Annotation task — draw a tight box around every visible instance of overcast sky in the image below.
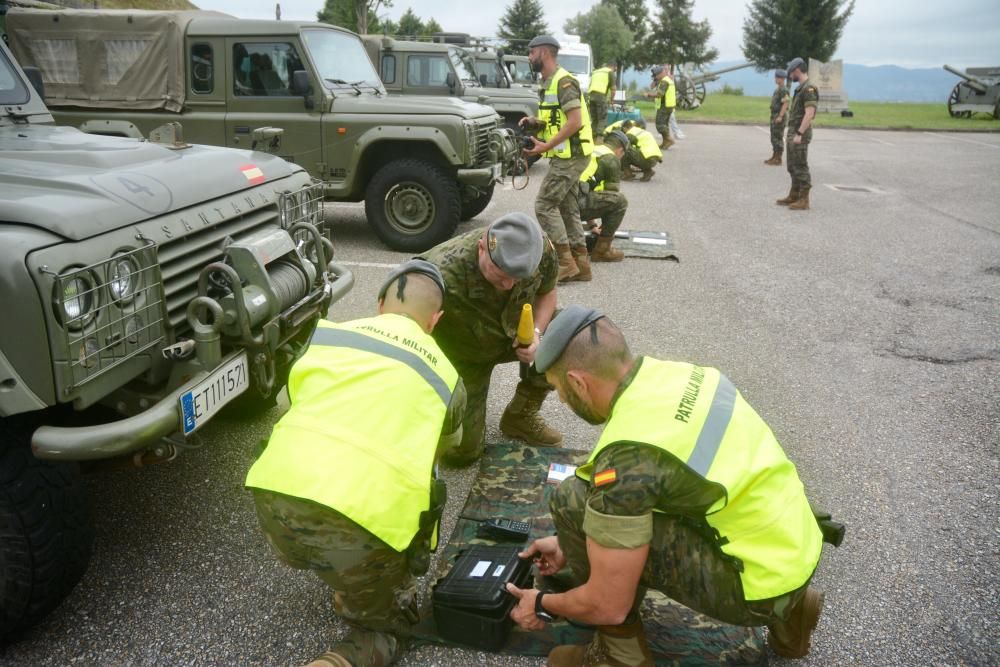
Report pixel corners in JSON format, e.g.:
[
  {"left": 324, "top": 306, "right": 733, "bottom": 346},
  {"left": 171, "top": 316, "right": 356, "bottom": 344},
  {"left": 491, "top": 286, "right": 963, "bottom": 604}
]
[{"left": 196, "top": 0, "right": 1000, "bottom": 69}]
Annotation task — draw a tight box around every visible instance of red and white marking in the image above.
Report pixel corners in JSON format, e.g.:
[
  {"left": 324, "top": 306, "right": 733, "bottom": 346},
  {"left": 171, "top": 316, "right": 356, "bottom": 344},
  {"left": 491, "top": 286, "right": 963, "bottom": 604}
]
[{"left": 240, "top": 164, "right": 265, "bottom": 184}]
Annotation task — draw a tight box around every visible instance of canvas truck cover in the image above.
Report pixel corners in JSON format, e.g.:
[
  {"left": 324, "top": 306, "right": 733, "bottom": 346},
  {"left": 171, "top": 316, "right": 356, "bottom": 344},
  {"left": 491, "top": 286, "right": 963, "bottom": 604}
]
[{"left": 7, "top": 9, "right": 230, "bottom": 112}]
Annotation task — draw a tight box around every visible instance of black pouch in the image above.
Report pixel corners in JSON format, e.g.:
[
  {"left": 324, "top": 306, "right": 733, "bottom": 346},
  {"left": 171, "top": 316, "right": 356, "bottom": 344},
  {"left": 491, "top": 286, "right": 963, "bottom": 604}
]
[{"left": 406, "top": 478, "right": 447, "bottom": 576}]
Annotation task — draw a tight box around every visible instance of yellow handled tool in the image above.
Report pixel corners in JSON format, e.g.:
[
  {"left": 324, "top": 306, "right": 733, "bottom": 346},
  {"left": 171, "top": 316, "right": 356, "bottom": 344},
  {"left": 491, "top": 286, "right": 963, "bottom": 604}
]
[{"left": 517, "top": 304, "right": 534, "bottom": 379}]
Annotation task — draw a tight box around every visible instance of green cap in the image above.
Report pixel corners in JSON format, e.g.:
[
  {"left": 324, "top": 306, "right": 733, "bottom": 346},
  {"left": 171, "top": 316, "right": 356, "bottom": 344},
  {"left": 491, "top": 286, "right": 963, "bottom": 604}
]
[{"left": 535, "top": 305, "right": 606, "bottom": 373}]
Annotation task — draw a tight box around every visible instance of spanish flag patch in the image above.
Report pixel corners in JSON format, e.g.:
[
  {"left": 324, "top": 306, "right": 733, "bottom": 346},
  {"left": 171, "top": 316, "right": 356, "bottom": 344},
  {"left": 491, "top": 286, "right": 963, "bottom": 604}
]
[{"left": 594, "top": 468, "right": 617, "bottom": 487}]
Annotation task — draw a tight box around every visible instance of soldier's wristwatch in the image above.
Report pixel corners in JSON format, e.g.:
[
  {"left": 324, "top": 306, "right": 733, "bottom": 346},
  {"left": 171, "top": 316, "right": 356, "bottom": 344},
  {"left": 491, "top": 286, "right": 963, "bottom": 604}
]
[{"left": 535, "top": 591, "right": 557, "bottom": 623}]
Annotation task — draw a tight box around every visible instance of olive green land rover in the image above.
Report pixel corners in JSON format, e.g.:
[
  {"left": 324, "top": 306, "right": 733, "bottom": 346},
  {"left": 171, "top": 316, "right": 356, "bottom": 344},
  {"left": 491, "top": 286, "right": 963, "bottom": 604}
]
[
  {"left": 0, "top": 37, "right": 353, "bottom": 640},
  {"left": 6, "top": 9, "right": 515, "bottom": 251}
]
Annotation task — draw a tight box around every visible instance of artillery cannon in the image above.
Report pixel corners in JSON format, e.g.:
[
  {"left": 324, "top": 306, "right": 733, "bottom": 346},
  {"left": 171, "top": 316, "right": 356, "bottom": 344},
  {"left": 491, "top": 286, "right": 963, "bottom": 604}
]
[
  {"left": 943, "top": 64, "right": 1000, "bottom": 118},
  {"left": 673, "top": 62, "right": 753, "bottom": 110}
]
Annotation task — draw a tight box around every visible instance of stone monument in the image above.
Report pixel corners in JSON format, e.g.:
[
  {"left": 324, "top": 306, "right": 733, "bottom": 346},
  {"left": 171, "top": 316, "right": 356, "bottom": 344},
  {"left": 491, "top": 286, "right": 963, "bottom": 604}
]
[{"left": 808, "top": 58, "right": 849, "bottom": 112}]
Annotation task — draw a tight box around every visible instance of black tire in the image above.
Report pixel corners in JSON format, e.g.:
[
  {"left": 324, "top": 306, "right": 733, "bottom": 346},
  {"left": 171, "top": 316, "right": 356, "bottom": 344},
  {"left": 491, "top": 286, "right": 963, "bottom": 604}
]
[
  {"left": 460, "top": 184, "right": 495, "bottom": 222},
  {"left": 364, "top": 159, "right": 460, "bottom": 252},
  {"left": 1, "top": 417, "right": 93, "bottom": 643}
]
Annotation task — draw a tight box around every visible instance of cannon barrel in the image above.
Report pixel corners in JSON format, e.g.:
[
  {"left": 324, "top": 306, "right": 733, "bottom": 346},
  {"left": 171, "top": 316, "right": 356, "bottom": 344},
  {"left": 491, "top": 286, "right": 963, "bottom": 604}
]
[
  {"left": 688, "top": 62, "right": 753, "bottom": 84},
  {"left": 943, "top": 64, "right": 988, "bottom": 93}
]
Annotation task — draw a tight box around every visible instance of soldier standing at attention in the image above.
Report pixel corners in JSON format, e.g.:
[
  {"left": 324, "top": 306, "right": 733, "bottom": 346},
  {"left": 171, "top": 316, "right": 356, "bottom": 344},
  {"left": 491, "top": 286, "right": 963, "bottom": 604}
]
[
  {"left": 579, "top": 129, "right": 630, "bottom": 262},
  {"left": 419, "top": 213, "right": 562, "bottom": 466},
  {"left": 764, "top": 69, "right": 790, "bottom": 165},
  {"left": 588, "top": 61, "right": 616, "bottom": 139},
  {"left": 520, "top": 34, "right": 595, "bottom": 283},
  {"left": 506, "top": 306, "right": 828, "bottom": 665},
  {"left": 777, "top": 57, "right": 819, "bottom": 211},
  {"left": 245, "top": 260, "right": 466, "bottom": 667},
  {"left": 643, "top": 65, "right": 675, "bottom": 150}
]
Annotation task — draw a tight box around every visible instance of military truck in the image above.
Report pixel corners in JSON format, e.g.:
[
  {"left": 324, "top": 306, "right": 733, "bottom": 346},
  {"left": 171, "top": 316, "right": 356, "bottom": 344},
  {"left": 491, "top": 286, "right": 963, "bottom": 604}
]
[
  {"left": 503, "top": 53, "right": 538, "bottom": 88},
  {"left": 0, "top": 35, "right": 354, "bottom": 640},
  {"left": 6, "top": 9, "right": 513, "bottom": 252},
  {"left": 362, "top": 36, "right": 538, "bottom": 132}
]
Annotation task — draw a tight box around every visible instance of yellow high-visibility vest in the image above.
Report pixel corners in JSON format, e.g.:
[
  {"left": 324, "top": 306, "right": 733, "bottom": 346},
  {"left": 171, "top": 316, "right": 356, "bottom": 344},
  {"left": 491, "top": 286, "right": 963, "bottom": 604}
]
[
  {"left": 577, "top": 358, "right": 823, "bottom": 600},
  {"left": 654, "top": 75, "right": 676, "bottom": 109},
  {"left": 539, "top": 66, "right": 594, "bottom": 159},
  {"left": 580, "top": 144, "right": 614, "bottom": 192},
  {"left": 589, "top": 67, "right": 613, "bottom": 95},
  {"left": 245, "top": 314, "right": 458, "bottom": 552},
  {"left": 626, "top": 126, "right": 663, "bottom": 160}
]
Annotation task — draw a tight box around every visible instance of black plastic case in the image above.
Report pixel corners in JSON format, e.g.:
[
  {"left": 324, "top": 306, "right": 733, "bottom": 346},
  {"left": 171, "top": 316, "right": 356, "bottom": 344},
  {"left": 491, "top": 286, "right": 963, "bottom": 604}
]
[{"left": 432, "top": 544, "right": 533, "bottom": 651}]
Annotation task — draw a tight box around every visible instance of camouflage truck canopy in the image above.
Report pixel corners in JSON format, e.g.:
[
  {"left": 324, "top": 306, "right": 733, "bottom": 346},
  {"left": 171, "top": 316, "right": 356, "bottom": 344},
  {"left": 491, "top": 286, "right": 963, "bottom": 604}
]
[{"left": 7, "top": 8, "right": 232, "bottom": 112}]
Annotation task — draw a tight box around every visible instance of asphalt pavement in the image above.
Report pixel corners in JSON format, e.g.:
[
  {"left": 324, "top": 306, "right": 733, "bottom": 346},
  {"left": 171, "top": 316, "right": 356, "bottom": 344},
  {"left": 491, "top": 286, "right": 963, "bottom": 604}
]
[{"left": 2, "top": 124, "right": 998, "bottom": 666}]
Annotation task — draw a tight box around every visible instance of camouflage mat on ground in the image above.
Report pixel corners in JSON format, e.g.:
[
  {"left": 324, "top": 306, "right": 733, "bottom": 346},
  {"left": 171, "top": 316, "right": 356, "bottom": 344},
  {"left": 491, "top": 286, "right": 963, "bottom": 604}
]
[
  {"left": 414, "top": 443, "right": 766, "bottom": 665},
  {"left": 585, "top": 230, "right": 680, "bottom": 261}
]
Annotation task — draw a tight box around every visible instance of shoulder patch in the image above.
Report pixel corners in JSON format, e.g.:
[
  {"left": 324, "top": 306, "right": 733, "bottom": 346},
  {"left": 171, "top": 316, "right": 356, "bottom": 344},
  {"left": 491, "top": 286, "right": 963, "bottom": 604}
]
[
  {"left": 593, "top": 468, "right": 617, "bottom": 487},
  {"left": 562, "top": 81, "right": 573, "bottom": 88}
]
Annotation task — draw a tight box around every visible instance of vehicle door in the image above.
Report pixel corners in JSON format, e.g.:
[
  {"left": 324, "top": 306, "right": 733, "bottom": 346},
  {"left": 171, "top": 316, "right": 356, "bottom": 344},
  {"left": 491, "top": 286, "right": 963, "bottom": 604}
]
[
  {"left": 402, "top": 52, "right": 452, "bottom": 97},
  {"left": 183, "top": 38, "right": 228, "bottom": 146},
  {"left": 224, "top": 37, "right": 322, "bottom": 175}
]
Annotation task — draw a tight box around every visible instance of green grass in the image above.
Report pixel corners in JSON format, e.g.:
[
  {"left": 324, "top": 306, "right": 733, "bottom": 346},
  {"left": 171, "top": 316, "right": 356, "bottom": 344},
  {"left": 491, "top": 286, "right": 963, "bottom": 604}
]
[{"left": 635, "top": 95, "right": 1000, "bottom": 131}]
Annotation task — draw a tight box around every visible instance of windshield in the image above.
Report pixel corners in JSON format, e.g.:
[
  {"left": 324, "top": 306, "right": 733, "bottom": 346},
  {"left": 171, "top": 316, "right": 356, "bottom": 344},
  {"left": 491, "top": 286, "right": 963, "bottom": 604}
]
[
  {"left": 302, "top": 29, "right": 383, "bottom": 90},
  {"left": 560, "top": 54, "right": 590, "bottom": 75},
  {"left": 508, "top": 60, "right": 534, "bottom": 83},
  {"left": 448, "top": 47, "right": 480, "bottom": 86},
  {"left": 0, "top": 49, "right": 29, "bottom": 105},
  {"left": 474, "top": 59, "right": 504, "bottom": 87}
]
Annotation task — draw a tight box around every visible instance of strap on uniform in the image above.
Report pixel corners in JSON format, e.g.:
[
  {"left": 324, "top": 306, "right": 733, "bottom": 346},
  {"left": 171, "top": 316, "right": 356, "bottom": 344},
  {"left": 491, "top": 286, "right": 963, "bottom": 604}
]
[
  {"left": 406, "top": 477, "right": 447, "bottom": 575},
  {"left": 812, "top": 506, "right": 846, "bottom": 547}
]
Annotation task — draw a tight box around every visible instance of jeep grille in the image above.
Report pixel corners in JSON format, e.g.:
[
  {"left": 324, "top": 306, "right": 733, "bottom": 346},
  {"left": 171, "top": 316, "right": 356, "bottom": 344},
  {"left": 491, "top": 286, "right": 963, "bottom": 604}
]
[{"left": 474, "top": 118, "right": 498, "bottom": 166}]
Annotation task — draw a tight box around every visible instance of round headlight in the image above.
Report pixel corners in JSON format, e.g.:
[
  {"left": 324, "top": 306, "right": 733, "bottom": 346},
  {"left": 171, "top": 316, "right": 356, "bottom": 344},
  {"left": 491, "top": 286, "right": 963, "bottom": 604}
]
[
  {"left": 109, "top": 256, "right": 138, "bottom": 302},
  {"left": 62, "top": 276, "right": 95, "bottom": 327}
]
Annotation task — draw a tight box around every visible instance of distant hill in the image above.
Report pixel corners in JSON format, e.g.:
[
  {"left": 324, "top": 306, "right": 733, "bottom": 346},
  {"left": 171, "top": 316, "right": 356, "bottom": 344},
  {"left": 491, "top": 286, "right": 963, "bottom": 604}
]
[{"left": 623, "top": 61, "right": 973, "bottom": 104}]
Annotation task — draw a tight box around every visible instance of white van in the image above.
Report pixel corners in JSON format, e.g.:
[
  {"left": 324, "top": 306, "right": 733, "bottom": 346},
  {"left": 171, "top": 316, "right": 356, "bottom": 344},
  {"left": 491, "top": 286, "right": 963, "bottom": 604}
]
[{"left": 555, "top": 34, "right": 592, "bottom": 90}]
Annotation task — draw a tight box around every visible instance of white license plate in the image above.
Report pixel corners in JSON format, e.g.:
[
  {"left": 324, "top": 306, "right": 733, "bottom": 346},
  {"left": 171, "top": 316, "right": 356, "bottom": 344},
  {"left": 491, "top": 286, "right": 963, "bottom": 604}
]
[{"left": 179, "top": 353, "right": 249, "bottom": 435}]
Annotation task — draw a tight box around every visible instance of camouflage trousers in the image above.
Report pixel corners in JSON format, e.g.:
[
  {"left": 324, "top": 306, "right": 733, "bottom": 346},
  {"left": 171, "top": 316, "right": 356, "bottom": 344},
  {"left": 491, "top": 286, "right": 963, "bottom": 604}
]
[
  {"left": 443, "top": 352, "right": 552, "bottom": 467},
  {"left": 252, "top": 490, "right": 419, "bottom": 635},
  {"left": 589, "top": 97, "right": 609, "bottom": 136},
  {"left": 549, "top": 476, "right": 809, "bottom": 627},
  {"left": 655, "top": 107, "right": 674, "bottom": 141},
  {"left": 535, "top": 155, "right": 590, "bottom": 246},
  {"left": 770, "top": 117, "right": 786, "bottom": 152},
  {"left": 786, "top": 133, "right": 811, "bottom": 189},
  {"left": 579, "top": 189, "right": 628, "bottom": 237},
  {"left": 623, "top": 148, "right": 662, "bottom": 174}
]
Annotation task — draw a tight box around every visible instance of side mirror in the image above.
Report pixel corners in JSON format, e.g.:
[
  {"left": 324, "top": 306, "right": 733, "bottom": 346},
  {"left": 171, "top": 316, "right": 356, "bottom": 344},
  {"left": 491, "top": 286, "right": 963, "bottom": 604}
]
[
  {"left": 496, "top": 48, "right": 505, "bottom": 60},
  {"left": 22, "top": 66, "right": 45, "bottom": 98},
  {"left": 479, "top": 73, "right": 488, "bottom": 86},
  {"left": 291, "top": 69, "right": 315, "bottom": 109},
  {"left": 446, "top": 71, "right": 457, "bottom": 93}
]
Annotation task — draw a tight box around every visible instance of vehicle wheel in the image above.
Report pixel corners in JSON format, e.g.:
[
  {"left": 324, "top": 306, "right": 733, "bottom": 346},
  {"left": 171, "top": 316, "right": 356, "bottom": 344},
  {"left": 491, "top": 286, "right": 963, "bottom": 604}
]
[
  {"left": 460, "top": 184, "right": 495, "bottom": 221},
  {"left": 365, "top": 159, "right": 460, "bottom": 252},
  {"left": 1, "top": 417, "right": 93, "bottom": 643}
]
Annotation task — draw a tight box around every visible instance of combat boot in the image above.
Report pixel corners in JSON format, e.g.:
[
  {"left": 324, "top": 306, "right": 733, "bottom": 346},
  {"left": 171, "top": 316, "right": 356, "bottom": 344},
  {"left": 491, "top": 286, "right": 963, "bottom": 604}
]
[
  {"left": 789, "top": 186, "right": 810, "bottom": 210},
  {"left": 767, "top": 587, "right": 824, "bottom": 658},
  {"left": 547, "top": 620, "right": 654, "bottom": 667},
  {"left": 659, "top": 137, "right": 675, "bottom": 150},
  {"left": 500, "top": 386, "right": 563, "bottom": 446},
  {"left": 561, "top": 246, "right": 591, "bottom": 282},
  {"left": 591, "top": 236, "right": 624, "bottom": 262},
  {"left": 621, "top": 169, "right": 635, "bottom": 181},
  {"left": 776, "top": 186, "right": 800, "bottom": 206},
  {"left": 555, "top": 243, "right": 580, "bottom": 282},
  {"left": 639, "top": 169, "right": 655, "bottom": 182},
  {"left": 764, "top": 150, "right": 782, "bottom": 165},
  {"left": 305, "top": 630, "right": 400, "bottom": 667}
]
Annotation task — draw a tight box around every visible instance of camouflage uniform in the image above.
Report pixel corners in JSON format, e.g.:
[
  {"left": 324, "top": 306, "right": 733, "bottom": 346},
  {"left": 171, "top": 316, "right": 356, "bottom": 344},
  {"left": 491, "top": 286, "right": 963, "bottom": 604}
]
[
  {"left": 770, "top": 84, "right": 790, "bottom": 153},
  {"left": 621, "top": 129, "right": 662, "bottom": 177},
  {"left": 786, "top": 80, "right": 819, "bottom": 190},
  {"left": 579, "top": 150, "right": 628, "bottom": 237},
  {"left": 535, "top": 71, "right": 591, "bottom": 248},
  {"left": 549, "top": 359, "right": 810, "bottom": 629},
  {"left": 653, "top": 78, "right": 675, "bottom": 142},
  {"left": 419, "top": 230, "right": 559, "bottom": 465}
]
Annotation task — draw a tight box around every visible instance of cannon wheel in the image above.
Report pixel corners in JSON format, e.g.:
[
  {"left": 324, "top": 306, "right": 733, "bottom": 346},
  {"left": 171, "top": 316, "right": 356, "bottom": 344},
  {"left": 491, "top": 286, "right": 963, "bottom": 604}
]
[
  {"left": 948, "top": 84, "right": 970, "bottom": 118},
  {"left": 694, "top": 81, "right": 707, "bottom": 106},
  {"left": 677, "top": 74, "right": 699, "bottom": 110}
]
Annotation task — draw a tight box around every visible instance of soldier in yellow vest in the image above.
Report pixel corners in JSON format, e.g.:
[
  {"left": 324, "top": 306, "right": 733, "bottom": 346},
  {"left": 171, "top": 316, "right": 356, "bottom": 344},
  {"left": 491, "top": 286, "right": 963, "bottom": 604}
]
[
  {"left": 519, "top": 34, "right": 595, "bottom": 283},
  {"left": 245, "top": 260, "right": 466, "bottom": 667},
  {"left": 579, "top": 129, "right": 629, "bottom": 262},
  {"left": 506, "top": 306, "right": 829, "bottom": 665},
  {"left": 587, "top": 61, "right": 616, "bottom": 137},
  {"left": 643, "top": 65, "right": 676, "bottom": 150},
  {"left": 620, "top": 120, "right": 663, "bottom": 182}
]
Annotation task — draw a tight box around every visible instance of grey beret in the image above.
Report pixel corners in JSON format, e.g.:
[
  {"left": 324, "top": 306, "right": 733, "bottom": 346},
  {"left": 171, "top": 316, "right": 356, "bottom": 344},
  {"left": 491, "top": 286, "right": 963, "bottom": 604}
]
[
  {"left": 604, "top": 129, "right": 629, "bottom": 148},
  {"left": 775, "top": 69, "right": 787, "bottom": 78},
  {"left": 486, "top": 213, "right": 544, "bottom": 279},
  {"left": 651, "top": 65, "right": 664, "bottom": 76},
  {"left": 528, "top": 34, "right": 560, "bottom": 49},
  {"left": 786, "top": 58, "right": 805, "bottom": 74},
  {"left": 377, "top": 258, "right": 446, "bottom": 301},
  {"left": 535, "top": 305, "right": 606, "bottom": 373}
]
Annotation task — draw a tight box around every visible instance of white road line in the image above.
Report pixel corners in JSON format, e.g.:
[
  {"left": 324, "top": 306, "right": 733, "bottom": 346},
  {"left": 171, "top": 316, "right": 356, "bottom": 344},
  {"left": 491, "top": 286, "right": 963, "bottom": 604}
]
[
  {"left": 867, "top": 135, "right": 894, "bottom": 146},
  {"left": 835, "top": 128, "right": 894, "bottom": 146},
  {"left": 339, "top": 261, "right": 399, "bottom": 269},
  {"left": 752, "top": 126, "right": 770, "bottom": 135},
  {"left": 923, "top": 132, "right": 1000, "bottom": 149}
]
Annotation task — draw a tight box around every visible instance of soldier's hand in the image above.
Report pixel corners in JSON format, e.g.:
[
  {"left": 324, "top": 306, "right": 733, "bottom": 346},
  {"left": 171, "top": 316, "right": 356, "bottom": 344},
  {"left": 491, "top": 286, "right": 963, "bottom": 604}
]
[
  {"left": 512, "top": 330, "right": 539, "bottom": 363},
  {"left": 519, "top": 535, "right": 566, "bottom": 575},
  {"left": 518, "top": 115, "right": 539, "bottom": 129},
  {"left": 505, "top": 584, "right": 546, "bottom": 631},
  {"left": 523, "top": 136, "right": 547, "bottom": 157},
  {"left": 793, "top": 133, "right": 803, "bottom": 145}
]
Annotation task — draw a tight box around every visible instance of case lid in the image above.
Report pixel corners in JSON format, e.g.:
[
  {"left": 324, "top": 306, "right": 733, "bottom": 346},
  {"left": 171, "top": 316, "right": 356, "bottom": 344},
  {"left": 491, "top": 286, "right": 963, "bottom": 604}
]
[{"left": 433, "top": 545, "right": 531, "bottom": 611}]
